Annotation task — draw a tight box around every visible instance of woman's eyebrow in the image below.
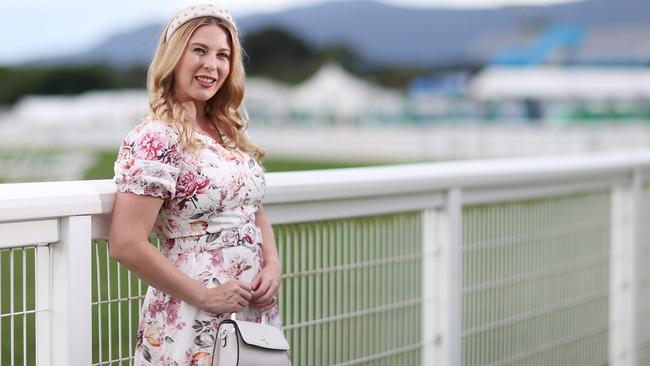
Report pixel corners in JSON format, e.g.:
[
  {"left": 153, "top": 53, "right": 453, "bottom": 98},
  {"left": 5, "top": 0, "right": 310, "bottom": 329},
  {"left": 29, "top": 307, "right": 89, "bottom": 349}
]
[{"left": 189, "top": 42, "right": 230, "bottom": 52}]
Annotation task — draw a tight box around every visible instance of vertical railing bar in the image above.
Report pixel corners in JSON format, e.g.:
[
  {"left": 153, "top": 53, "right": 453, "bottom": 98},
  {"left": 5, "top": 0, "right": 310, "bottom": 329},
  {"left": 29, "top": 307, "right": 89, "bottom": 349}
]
[
  {"left": 105, "top": 240, "right": 113, "bottom": 364},
  {"left": 327, "top": 220, "right": 333, "bottom": 364},
  {"left": 117, "top": 255, "right": 124, "bottom": 364},
  {"left": 295, "top": 224, "right": 305, "bottom": 366},
  {"left": 314, "top": 221, "right": 320, "bottom": 366},
  {"left": 422, "top": 207, "right": 435, "bottom": 366},
  {"left": 315, "top": 222, "right": 323, "bottom": 366},
  {"left": 403, "top": 214, "right": 409, "bottom": 362},
  {"left": 363, "top": 218, "right": 369, "bottom": 361},
  {"left": 11, "top": 248, "right": 15, "bottom": 366},
  {"left": 0, "top": 249, "right": 3, "bottom": 366},
  {"left": 394, "top": 215, "right": 401, "bottom": 360},
  {"left": 300, "top": 223, "right": 307, "bottom": 366},
  {"left": 373, "top": 216, "right": 379, "bottom": 361},
  {"left": 346, "top": 219, "right": 353, "bottom": 363},
  {"left": 342, "top": 219, "right": 349, "bottom": 363},
  {"left": 127, "top": 256, "right": 133, "bottom": 364},
  {"left": 35, "top": 244, "right": 50, "bottom": 366},
  {"left": 404, "top": 214, "right": 410, "bottom": 356},
  {"left": 325, "top": 222, "right": 333, "bottom": 366},
  {"left": 95, "top": 242, "right": 104, "bottom": 365},
  {"left": 390, "top": 215, "right": 397, "bottom": 358},
  {"left": 23, "top": 247, "right": 28, "bottom": 366},
  {"left": 307, "top": 222, "right": 314, "bottom": 366},
  {"left": 355, "top": 218, "right": 363, "bottom": 361},
  {"left": 376, "top": 214, "right": 384, "bottom": 358}
]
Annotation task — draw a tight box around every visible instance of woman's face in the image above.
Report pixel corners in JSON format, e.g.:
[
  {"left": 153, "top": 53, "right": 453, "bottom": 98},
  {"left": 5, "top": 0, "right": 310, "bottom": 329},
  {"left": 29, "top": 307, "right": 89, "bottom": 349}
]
[{"left": 173, "top": 24, "right": 232, "bottom": 106}]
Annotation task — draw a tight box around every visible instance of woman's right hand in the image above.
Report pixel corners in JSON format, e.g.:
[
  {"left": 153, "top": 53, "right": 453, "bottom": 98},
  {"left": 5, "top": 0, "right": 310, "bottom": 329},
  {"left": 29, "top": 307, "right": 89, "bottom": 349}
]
[{"left": 198, "top": 280, "right": 253, "bottom": 314}]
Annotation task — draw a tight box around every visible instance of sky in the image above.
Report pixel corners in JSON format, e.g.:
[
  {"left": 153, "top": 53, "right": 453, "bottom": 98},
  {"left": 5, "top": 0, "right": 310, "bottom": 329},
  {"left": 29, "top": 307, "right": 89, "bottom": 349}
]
[{"left": 0, "top": 0, "right": 579, "bottom": 65}]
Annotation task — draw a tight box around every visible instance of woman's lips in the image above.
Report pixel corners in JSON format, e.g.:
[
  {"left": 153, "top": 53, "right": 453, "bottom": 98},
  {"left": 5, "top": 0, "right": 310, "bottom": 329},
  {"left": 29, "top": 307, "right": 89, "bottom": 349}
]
[{"left": 195, "top": 75, "right": 216, "bottom": 88}]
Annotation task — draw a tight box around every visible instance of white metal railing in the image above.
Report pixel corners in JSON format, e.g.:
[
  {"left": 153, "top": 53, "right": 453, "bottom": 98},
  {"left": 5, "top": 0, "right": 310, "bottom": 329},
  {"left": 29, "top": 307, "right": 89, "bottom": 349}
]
[{"left": 1, "top": 149, "right": 650, "bottom": 365}]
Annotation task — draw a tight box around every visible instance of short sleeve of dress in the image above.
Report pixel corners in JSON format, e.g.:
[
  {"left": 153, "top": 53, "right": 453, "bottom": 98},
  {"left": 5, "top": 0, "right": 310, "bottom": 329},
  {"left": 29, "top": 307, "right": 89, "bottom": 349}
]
[{"left": 113, "top": 121, "right": 183, "bottom": 199}]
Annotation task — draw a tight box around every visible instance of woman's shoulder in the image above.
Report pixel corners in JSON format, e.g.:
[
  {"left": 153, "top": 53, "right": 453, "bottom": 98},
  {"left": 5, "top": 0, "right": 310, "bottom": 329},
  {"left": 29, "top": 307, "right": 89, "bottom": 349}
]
[
  {"left": 122, "top": 119, "right": 181, "bottom": 145},
  {"left": 128, "top": 119, "right": 179, "bottom": 137},
  {"left": 119, "top": 119, "right": 183, "bottom": 158}
]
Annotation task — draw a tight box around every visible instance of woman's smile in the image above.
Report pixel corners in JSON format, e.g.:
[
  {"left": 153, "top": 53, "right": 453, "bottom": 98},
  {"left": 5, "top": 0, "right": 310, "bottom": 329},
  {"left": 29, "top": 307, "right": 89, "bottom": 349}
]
[{"left": 195, "top": 75, "right": 217, "bottom": 88}]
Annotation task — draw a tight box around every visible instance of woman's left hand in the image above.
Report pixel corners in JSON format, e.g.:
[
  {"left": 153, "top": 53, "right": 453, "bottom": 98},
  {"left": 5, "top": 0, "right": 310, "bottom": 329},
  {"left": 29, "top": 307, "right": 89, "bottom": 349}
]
[{"left": 250, "top": 259, "right": 281, "bottom": 311}]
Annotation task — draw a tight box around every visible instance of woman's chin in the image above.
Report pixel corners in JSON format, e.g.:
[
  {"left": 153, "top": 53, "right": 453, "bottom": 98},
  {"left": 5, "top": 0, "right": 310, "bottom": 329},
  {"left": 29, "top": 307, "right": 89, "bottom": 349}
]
[{"left": 190, "top": 90, "right": 218, "bottom": 102}]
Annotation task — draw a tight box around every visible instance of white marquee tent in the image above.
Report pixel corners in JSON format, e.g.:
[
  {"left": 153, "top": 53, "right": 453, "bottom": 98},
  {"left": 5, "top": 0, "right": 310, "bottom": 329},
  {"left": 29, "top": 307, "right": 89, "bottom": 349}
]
[
  {"left": 290, "top": 63, "right": 402, "bottom": 119},
  {"left": 469, "top": 66, "right": 650, "bottom": 101}
]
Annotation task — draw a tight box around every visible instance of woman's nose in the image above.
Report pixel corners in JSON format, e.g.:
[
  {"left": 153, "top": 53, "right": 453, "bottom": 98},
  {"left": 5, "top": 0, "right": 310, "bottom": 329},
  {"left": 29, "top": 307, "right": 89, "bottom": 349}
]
[{"left": 204, "top": 60, "right": 217, "bottom": 72}]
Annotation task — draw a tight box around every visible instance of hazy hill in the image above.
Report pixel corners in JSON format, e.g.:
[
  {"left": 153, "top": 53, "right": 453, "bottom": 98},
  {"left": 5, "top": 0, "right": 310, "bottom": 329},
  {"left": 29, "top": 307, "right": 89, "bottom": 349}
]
[{"left": 38, "top": 0, "right": 650, "bottom": 67}]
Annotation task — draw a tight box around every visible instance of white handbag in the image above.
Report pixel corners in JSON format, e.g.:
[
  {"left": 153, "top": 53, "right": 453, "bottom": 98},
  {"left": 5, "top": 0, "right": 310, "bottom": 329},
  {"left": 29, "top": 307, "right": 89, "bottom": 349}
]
[{"left": 212, "top": 314, "right": 291, "bottom": 366}]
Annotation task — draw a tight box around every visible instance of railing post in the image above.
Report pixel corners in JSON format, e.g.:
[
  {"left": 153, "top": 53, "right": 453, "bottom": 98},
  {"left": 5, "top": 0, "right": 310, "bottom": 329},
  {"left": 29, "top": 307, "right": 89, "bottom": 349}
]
[
  {"left": 51, "top": 215, "right": 92, "bottom": 366},
  {"left": 425, "top": 188, "right": 462, "bottom": 366},
  {"left": 609, "top": 170, "right": 642, "bottom": 366},
  {"left": 36, "top": 245, "right": 51, "bottom": 366},
  {"left": 422, "top": 207, "right": 437, "bottom": 364}
]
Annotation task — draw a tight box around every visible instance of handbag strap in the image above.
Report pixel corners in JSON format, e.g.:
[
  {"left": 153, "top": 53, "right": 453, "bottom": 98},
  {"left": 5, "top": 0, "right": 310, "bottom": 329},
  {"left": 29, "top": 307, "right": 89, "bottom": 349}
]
[{"left": 230, "top": 312, "right": 268, "bottom": 325}]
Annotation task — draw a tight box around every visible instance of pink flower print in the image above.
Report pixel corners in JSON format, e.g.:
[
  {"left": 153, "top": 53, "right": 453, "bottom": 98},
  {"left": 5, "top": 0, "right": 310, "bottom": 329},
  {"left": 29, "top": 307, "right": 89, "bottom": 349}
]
[
  {"left": 225, "top": 256, "right": 252, "bottom": 280},
  {"left": 173, "top": 252, "right": 189, "bottom": 266},
  {"left": 176, "top": 171, "right": 210, "bottom": 201},
  {"left": 166, "top": 297, "right": 184, "bottom": 328},
  {"left": 144, "top": 323, "right": 162, "bottom": 347},
  {"left": 190, "top": 352, "right": 211, "bottom": 366},
  {"left": 238, "top": 222, "right": 258, "bottom": 248},
  {"left": 190, "top": 220, "right": 208, "bottom": 233},
  {"left": 147, "top": 295, "right": 166, "bottom": 318},
  {"left": 160, "top": 356, "right": 178, "bottom": 366},
  {"left": 197, "top": 270, "right": 216, "bottom": 286},
  {"left": 210, "top": 250, "right": 223, "bottom": 267},
  {"left": 220, "top": 229, "right": 238, "bottom": 247},
  {"left": 135, "top": 132, "right": 164, "bottom": 160},
  {"left": 121, "top": 157, "right": 135, "bottom": 170},
  {"left": 165, "top": 238, "right": 175, "bottom": 250}
]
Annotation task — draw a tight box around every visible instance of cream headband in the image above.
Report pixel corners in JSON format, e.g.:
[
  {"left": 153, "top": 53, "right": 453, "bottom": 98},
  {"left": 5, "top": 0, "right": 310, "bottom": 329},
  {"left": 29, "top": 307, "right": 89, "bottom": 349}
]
[{"left": 165, "top": 3, "right": 237, "bottom": 42}]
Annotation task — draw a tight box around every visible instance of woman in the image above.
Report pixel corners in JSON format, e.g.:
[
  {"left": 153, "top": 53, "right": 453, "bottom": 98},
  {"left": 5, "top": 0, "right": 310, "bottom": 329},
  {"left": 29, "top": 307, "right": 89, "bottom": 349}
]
[{"left": 108, "top": 4, "right": 282, "bottom": 365}]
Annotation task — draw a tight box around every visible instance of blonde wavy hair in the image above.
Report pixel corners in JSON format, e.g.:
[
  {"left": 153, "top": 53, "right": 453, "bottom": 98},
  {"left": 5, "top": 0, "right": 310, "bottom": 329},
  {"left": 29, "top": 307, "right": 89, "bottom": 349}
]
[{"left": 146, "top": 16, "right": 265, "bottom": 162}]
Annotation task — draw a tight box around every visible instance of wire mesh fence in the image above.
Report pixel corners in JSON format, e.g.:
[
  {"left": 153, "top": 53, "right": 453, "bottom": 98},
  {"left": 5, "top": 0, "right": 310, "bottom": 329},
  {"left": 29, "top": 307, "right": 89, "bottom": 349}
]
[
  {"left": 461, "top": 192, "right": 611, "bottom": 366},
  {"left": 0, "top": 245, "right": 48, "bottom": 366}
]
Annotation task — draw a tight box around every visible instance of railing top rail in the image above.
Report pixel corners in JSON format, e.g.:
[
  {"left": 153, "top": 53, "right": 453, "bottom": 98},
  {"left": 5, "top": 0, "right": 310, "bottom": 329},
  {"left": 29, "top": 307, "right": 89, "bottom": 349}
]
[{"left": 1, "top": 149, "right": 649, "bottom": 222}]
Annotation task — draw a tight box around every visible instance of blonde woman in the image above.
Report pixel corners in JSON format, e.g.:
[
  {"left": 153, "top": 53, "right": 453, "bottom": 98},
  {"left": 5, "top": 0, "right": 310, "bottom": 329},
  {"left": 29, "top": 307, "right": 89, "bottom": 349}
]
[{"left": 109, "top": 4, "right": 282, "bottom": 365}]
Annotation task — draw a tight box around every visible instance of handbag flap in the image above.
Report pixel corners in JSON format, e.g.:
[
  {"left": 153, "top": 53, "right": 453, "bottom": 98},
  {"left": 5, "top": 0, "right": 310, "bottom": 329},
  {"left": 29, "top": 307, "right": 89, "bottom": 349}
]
[{"left": 231, "top": 320, "right": 290, "bottom": 351}]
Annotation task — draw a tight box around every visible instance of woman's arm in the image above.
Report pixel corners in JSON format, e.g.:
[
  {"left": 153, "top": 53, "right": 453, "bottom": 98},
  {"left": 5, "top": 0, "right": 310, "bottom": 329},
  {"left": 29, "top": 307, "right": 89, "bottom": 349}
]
[
  {"left": 109, "top": 192, "right": 252, "bottom": 314},
  {"left": 250, "top": 205, "right": 282, "bottom": 310}
]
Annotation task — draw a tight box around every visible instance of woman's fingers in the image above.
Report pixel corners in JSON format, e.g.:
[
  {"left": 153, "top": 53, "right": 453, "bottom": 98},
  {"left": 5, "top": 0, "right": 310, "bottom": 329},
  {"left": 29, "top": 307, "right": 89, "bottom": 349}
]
[
  {"left": 250, "top": 275, "right": 262, "bottom": 291},
  {"left": 252, "top": 277, "right": 271, "bottom": 299},
  {"left": 253, "top": 279, "right": 279, "bottom": 304}
]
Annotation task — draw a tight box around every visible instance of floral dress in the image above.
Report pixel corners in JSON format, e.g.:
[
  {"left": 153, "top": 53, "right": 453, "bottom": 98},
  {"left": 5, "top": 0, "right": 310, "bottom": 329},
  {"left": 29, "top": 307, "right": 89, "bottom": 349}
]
[{"left": 113, "top": 120, "right": 281, "bottom": 366}]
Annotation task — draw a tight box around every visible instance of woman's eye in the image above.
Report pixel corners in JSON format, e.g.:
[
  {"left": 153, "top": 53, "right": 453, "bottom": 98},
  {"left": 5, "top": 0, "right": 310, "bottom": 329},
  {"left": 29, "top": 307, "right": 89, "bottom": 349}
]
[
  {"left": 218, "top": 53, "right": 230, "bottom": 59},
  {"left": 193, "top": 48, "right": 206, "bottom": 54}
]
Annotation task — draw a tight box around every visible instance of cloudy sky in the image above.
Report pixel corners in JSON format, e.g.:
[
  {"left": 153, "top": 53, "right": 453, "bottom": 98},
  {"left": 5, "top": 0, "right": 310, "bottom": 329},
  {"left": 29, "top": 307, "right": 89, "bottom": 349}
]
[{"left": 0, "top": 0, "right": 579, "bottom": 65}]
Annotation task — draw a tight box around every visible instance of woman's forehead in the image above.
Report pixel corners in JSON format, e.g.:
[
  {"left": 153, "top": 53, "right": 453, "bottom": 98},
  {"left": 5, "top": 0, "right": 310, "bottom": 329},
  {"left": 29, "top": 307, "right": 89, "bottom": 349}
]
[{"left": 190, "top": 24, "right": 231, "bottom": 48}]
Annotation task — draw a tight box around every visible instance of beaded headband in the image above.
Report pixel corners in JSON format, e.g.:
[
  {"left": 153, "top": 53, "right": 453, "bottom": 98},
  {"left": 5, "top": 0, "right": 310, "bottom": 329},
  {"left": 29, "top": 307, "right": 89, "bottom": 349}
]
[{"left": 165, "top": 4, "right": 237, "bottom": 42}]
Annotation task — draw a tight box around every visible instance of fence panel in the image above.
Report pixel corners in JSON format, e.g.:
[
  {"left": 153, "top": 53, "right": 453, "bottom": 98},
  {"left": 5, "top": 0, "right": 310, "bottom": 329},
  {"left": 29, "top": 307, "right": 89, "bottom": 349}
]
[
  {"left": 91, "top": 239, "right": 157, "bottom": 366},
  {"left": 0, "top": 245, "right": 45, "bottom": 366},
  {"left": 461, "top": 192, "right": 611, "bottom": 366},
  {"left": 276, "top": 212, "right": 423, "bottom": 366}
]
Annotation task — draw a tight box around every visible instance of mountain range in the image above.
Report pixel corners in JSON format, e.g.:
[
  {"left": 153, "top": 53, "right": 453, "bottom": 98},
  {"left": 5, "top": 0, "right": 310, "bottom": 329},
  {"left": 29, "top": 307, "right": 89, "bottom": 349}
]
[{"left": 41, "top": 0, "right": 650, "bottom": 68}]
